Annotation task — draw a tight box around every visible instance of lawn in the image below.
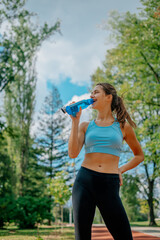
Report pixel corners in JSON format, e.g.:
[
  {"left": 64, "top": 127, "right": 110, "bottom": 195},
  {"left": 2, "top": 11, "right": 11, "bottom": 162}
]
[
  {"left": 0, "top": 224, "right": 75, "bottom": 240},
  {"left": 130, "top": 219, "right": 160, "bottom": 227},
  {"left": 1, "top": 220, "right": 160, "bottom": 240}
]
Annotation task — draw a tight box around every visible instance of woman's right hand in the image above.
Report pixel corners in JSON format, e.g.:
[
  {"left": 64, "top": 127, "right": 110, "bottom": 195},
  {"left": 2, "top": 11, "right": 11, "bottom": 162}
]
[
  {"left": 118, "top": 168, "right": 123, "bottom": 186},
  {"left": 69, "top": 101, "right": 82, "bottom": 121}
]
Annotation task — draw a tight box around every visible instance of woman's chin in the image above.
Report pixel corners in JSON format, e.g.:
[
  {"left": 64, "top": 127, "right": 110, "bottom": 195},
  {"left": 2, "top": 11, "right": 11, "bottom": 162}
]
[{"left": 92, "top": 105, "right": 97, "bottom": 110}]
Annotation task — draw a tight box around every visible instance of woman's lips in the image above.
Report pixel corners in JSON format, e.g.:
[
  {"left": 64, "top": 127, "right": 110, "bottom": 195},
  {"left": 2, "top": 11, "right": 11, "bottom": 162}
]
[{"left": 92, "top": 100, "right": 97, "bottom": 105}]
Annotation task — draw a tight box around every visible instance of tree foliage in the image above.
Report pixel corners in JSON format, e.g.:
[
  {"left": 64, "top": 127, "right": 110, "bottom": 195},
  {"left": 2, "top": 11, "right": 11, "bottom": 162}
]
[
  {"left": 91, "top": 0, "right": 160, "bottom": 225},
  {"left": 37, "top": 85, "right": 69, "bottom": 180},
  {"left": 0, "top": 0, "right": 60, "bottom": 91},
  {"left": 0, "top": 0, "right": 61, "bottom": 228}
]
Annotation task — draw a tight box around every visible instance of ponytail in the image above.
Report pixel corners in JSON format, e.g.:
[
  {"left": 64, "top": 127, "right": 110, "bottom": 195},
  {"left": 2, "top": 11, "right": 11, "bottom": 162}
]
[
  {"left": 96, "top": 82, "right": 137, "bottom": 129},
  {"left": 115, "top": 96, "right": 137, "bottom": 128}
]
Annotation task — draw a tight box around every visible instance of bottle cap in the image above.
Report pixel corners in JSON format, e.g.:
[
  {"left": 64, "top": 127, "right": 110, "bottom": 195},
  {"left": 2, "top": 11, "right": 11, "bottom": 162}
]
[{"left": 61, "top": 106, "right": 66, "bottom": 113}]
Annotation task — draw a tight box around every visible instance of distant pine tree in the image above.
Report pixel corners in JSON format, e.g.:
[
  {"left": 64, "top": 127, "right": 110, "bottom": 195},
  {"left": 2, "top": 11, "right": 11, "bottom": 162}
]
[
  {"left": 37, "top": 84, "right": 70, "bottom": 179},
  {"left": 37, "top": 84, "right": 73, "bottom": 224}
]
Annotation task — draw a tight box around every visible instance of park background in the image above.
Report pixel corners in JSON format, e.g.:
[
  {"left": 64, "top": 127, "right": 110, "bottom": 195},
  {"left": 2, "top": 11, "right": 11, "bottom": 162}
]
[{"left": 0, "top": 0, "right": 159, "bottom": 239}]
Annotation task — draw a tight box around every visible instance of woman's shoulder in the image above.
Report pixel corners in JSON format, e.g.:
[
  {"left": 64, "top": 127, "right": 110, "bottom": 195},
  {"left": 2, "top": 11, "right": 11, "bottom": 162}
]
[
  {"left": 123, "top": 121, "right": 133, "bottom": 130},
  {"left": 120, "top": 121, "right": 135, "bottom": 140},
  {"left": 79, "top": 121, "right": 92, "bottom": 133}
]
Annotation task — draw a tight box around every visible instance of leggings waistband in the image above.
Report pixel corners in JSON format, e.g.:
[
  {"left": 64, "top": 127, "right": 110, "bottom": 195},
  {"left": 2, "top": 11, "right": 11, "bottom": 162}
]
[{"left": 80, "top": 166, "right": 119, "bottom": 178}]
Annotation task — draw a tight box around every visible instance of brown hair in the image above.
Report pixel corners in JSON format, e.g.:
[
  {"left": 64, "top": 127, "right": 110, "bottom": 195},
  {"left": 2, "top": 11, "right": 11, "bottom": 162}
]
[{"left": 96, "top": 83, "right": 137, "bottom": 128}]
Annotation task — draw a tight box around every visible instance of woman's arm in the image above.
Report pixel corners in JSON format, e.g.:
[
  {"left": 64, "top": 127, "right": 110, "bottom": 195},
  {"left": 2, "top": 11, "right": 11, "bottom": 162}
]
[
  {"left": 68, "top": 120, "right": 86, "bottom": 158},
  {"left": 68, "top": 106, "right": 86, "bottom": 158},
  {"left": 119, "top": 122, "right": 144, "bottom": 180}
]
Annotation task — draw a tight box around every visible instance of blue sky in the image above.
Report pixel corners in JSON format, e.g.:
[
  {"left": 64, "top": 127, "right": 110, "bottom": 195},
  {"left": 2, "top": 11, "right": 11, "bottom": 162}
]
[
  {"left": 48, "top": 78, "right": 89, "bottom": 105},
  {"left": 25, "top": 0, "right": 142, "bottom": 110}
]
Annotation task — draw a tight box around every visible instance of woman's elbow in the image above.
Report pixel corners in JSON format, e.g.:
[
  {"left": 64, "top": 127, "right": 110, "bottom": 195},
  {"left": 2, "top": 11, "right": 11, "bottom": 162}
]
[
  {"left": 139, "top": 151, "right": 145, "bottom": 163},
  {"left": 68, "top": 151, "right": 79, "bottom": 159},
  {"left": 68, "top": 145, "right": 81, "bottom": 158},
  {"left": 141, "top": 153, "right": 145, "bottom": 162}
]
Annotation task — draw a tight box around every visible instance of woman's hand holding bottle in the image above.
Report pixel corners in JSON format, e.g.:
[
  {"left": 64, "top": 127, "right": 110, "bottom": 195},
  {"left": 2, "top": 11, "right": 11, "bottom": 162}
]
[
  {"left": 61, "top": 98, "right": 94, "bottom": 118},
  {"left": 68, "top": 101, "right": 82, "bottom": 121}
]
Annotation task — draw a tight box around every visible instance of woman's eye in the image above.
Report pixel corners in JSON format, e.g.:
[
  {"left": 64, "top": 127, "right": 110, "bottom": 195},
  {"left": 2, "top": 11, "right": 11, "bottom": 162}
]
[{"left": 91, "top": 91, "right": 98, "bottom": 94}]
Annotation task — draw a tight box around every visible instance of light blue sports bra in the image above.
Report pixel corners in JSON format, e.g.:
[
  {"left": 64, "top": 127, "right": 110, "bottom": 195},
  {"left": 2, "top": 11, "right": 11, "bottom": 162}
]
[{"left": 84, "top": 118, "right": 123, "bottom": 157}]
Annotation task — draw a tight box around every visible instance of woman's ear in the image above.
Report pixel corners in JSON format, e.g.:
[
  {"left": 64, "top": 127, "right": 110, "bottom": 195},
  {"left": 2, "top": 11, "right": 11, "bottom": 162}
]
[{"left": 106, "top": 94, "right": 112, "bottom": 102}]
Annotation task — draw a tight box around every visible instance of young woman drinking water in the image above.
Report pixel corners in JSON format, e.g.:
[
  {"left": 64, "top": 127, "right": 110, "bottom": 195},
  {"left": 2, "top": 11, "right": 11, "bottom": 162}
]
[{"left": 68, "top": 82, "right": 144, "bottom": 240}]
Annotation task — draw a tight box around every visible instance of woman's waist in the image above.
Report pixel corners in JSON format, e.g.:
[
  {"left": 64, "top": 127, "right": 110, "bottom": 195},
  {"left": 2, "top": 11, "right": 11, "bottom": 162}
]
[
  {"left": 82, "top": 153, "right": 119, "bottom": 174},
  {"left": 84, "top": 152, "right": 119, "bottom": 161}
]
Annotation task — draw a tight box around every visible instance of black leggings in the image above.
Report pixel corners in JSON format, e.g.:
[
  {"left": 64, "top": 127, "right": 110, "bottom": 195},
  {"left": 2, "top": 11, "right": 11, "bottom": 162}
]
[{"left": 72, "top": 166, "right": 133, "bottom": 240}]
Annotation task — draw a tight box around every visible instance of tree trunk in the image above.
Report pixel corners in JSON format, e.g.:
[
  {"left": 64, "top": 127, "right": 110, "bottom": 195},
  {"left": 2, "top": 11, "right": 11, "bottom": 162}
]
[
  {"left": 61, "top": 205, "right": 63, "bottom": 223},
  {"left": 69, "top": 207, "right": 72, "bottom": 224},
  {"left": 144, "top": 164, "right": 157, "bottom": 226},
  {"left": 148, "top": 179, "right": 157, "bottom": 226},
  {"left": 149, "top": 201, "right": 156, "bottom": 226},
  {"left": 0, "top": 219, "right": 4, "bottom": 229},
  {"left": 48, "top": 195, "right": 52, "bottom": 225}
]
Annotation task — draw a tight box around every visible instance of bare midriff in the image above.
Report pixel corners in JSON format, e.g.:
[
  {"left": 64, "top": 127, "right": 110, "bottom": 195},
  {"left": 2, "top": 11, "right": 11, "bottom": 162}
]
[{"left": 81, "top": 152, "right": 119, "bottom": 174}]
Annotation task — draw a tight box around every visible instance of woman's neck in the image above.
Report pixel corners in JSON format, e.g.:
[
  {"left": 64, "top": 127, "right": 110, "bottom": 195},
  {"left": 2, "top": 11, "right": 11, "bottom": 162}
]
[{"left": 96, "top": 109, "right": 114, "bottom": 122}]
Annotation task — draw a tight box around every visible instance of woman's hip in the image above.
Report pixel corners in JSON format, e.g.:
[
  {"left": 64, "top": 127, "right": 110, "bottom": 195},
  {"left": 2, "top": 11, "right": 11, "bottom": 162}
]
[{"left": 73, "top": 166, "right": 120, "bottom": 196}]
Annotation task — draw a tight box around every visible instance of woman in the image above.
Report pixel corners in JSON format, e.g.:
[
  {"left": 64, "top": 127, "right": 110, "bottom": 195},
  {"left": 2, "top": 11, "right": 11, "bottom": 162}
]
[{"left": 68, "top": 83, "right": 144, "bottom": 240}]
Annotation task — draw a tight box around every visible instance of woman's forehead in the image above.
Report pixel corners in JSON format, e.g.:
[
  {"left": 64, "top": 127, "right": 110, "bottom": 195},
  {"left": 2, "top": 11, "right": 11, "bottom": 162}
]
[{"left": 91, "top": 85, "right": 103, "bottom": 92}]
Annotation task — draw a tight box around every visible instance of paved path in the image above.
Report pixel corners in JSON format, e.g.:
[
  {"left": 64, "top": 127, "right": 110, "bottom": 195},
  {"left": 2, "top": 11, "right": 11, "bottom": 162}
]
[
  {"left": 91, "top": 226, "right": 160, "bottom": 240},
  {"left": 132, "top": 227, "right": 160, "bottom": 238}
]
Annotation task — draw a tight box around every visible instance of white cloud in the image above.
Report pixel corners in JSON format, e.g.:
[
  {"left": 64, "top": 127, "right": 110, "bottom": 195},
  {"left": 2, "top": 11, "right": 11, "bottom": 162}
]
[
  {"left": 36, "top": 38, "right": 103, "bottom": 86},
  {"left": 34, "top": 37, "right": 105, "bottom": 113}
]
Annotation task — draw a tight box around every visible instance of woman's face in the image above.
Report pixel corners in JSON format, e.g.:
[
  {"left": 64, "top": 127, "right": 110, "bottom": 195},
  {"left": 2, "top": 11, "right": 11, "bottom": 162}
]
[{"left": 90, "top": 85, "right": 111, "bottom": 110}]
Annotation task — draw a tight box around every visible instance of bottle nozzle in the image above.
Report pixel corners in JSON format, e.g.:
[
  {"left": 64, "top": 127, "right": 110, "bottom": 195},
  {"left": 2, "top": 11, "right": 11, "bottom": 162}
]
[{"left": 61, "top": 106, "right": 66, "bottom": 114}]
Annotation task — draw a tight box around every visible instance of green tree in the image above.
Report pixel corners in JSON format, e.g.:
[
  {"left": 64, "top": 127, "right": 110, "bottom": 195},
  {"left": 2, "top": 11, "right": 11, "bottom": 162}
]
[
  {"left": 1, "top": 1, "right": 60, "bottom": 196},
  {"left": 37, "top": 84, "right": 70, "bottom": 224},
  {"left": 48, "top": 171, "right": 71, "bottom": 223},
  {"left": 139, "top": 199, "right": 149, "bottom": 219},
  {"left": 37, "top": 85, "right": 69, "bottom": 180},
  {"left": 91, "top": 0, "right": 160, "bottom": 225},
  {"left": 14, "top": 196, "right": 53, "bottom": 229},
  {"left": 120, "top": 174, "right": 141, "bottom": 221},
  {"left": 0, "top": 0, "right": 61, "bottom": 228},
  {"left": 21, "top": 141, "right": 47, "bottom": 197},
  {"left": 0, "top": 125, "right": 15, "bottom": 228},
  {"left": 0, "top": 0, "right": 60, "bottom": 91}
]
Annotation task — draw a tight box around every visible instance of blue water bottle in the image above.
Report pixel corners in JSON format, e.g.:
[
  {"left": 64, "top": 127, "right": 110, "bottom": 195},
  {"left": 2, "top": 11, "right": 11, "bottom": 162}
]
[{"left": 61, "top": 99, "right": 94, "bottom": 117}]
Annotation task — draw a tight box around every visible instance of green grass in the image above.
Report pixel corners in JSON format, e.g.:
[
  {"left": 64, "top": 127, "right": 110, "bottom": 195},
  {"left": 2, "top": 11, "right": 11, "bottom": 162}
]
[
  {"left": 0, "top": 224, "right": 75, "bottom": 240},
  {"left": 1, "top": 220, "right": 160, "bottom": 240},
  {"left": 130, "top": 220, "right": 160, "bottom": 227}
]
